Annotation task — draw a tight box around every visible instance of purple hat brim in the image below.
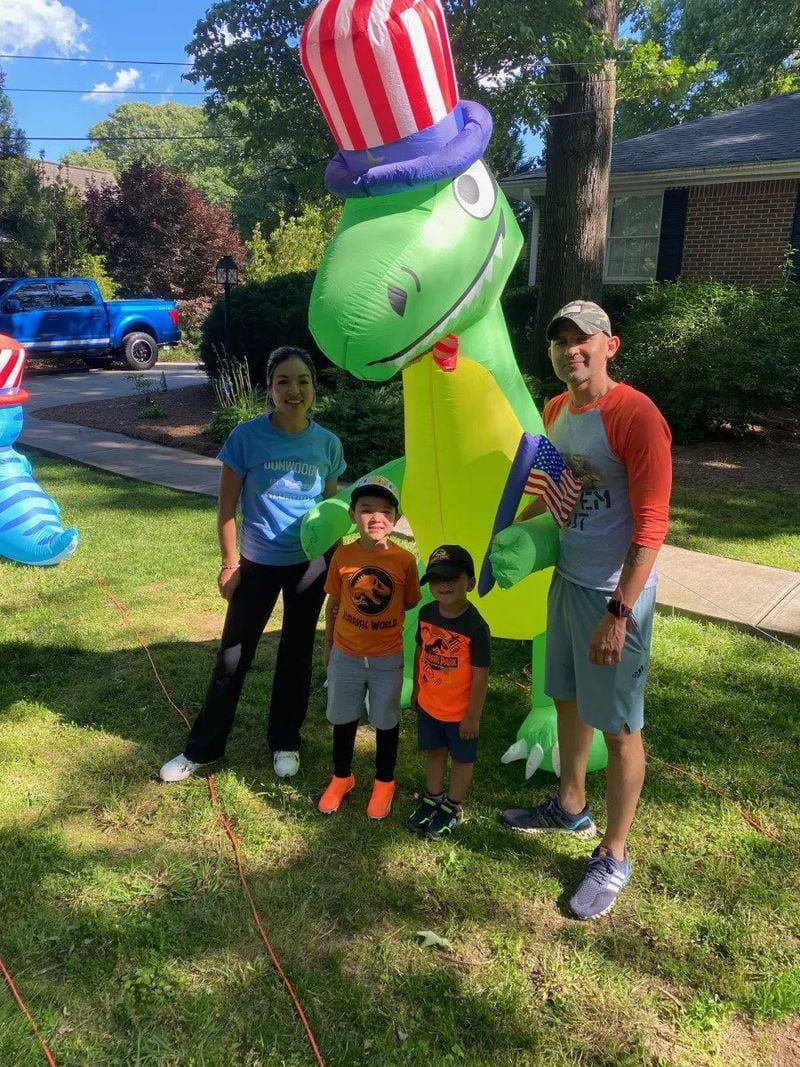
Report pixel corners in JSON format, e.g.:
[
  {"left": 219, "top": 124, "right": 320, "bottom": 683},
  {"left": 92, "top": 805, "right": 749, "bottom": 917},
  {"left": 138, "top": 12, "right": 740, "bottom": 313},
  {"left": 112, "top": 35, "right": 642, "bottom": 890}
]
[{"left": 325, "top": 99, "right": 492, "bottom": 198}]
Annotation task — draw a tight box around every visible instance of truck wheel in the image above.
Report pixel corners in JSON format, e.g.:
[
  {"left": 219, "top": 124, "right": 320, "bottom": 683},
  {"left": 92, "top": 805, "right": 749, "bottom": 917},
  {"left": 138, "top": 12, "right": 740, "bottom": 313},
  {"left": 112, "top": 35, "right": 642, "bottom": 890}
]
[{"left": 121, "top": 332, "right": 158, "bottom": 370}]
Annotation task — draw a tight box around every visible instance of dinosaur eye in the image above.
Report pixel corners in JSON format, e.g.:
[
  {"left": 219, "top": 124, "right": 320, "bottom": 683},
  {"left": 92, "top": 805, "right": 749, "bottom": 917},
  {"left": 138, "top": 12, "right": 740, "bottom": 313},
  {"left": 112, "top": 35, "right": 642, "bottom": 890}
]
[{"left": 453, "top": 161, "right": 497, "bottom": 219}]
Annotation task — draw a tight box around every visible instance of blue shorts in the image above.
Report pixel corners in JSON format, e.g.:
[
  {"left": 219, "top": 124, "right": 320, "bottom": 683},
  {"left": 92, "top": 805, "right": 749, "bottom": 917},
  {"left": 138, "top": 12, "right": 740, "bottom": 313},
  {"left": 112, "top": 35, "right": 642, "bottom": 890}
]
[
  {"left": 417, "top": 706, "right": 478, "bottom": 764},
  {"left": 545, "top": 572, "right": 656, "bottom": 735}
]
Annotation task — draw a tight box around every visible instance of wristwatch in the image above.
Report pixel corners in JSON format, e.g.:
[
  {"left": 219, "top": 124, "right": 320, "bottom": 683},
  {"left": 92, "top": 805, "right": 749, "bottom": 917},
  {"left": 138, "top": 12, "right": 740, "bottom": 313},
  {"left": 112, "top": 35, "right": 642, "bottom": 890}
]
[{"left": 607, "top": 598, "right": 632, "bottom": 619}]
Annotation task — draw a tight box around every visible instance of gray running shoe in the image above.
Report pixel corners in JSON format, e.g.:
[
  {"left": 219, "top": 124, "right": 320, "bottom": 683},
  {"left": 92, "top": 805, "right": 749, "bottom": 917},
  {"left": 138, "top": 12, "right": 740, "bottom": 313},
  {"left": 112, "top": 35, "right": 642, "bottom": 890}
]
[{"left": 569, "top": 846, "right": 631, "bottom": 920}]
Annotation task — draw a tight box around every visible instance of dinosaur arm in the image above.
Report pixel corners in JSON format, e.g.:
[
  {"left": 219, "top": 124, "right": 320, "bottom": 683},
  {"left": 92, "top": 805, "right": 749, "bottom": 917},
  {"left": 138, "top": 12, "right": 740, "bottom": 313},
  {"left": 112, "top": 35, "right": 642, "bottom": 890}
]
[
  {"left": 489, "top": 513, "right": 560, "bottom": 590},
  {"left": 301, "top": 456, "right": 406, "bottom": 559}
]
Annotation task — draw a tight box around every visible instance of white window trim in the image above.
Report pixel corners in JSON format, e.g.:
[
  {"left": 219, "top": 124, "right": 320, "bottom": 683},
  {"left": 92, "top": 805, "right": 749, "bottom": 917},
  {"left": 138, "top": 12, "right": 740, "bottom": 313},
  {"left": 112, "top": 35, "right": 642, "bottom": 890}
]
[{"left": 603, "top": 191, "right": 664, "bottom": 284}]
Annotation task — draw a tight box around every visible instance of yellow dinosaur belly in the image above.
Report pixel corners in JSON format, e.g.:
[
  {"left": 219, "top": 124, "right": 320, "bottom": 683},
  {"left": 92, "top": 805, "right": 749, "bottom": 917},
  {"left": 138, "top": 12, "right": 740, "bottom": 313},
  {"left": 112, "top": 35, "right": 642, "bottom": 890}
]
[{"left": 402, "top": 354, "right": 550, "bottom": 640}]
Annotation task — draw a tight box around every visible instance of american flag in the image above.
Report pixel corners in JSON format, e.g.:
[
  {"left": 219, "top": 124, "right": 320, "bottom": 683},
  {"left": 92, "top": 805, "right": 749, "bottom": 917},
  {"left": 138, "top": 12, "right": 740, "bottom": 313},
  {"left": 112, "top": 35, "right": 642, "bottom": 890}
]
[{"left": 523, "top": 435, "right": 582, "bottom": 526}]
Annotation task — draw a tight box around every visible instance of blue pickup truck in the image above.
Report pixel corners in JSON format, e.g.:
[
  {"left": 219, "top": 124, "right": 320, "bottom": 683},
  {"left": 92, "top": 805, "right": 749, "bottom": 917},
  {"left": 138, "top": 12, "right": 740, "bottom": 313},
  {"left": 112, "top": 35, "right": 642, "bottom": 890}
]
[{"left": 0, "top": 277, "right": 181, "bottom": 370}]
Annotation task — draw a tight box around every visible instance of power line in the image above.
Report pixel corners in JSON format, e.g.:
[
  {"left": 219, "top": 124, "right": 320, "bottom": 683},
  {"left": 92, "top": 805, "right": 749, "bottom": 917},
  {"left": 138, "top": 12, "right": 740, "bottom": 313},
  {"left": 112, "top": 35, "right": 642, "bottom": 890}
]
[
  {"left": 0, "top": 52, "right": 192, "bottom": 67},
  {"left": 7, "top": 87, "right": 206, "bottom": 96}
]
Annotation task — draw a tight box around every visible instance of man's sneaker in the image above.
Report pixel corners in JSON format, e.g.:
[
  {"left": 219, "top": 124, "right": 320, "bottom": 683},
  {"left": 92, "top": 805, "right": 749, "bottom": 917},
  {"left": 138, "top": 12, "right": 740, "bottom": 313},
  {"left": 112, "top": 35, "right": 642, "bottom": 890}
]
[
  {"left": 501, "top": 795, "right": 597, "bottom": 838},
  {"left": 569, "top": 846, "right": 631, "bottom": 920},
  {"left": 273, "top": 750, "right": 300, "bottom": 778},
  {"left": 426, "top": 800, "right": 463, "bottom": 841},
  {"left": 159, "top": 753, "right": 207, "bottom": 783},
  {"left": 366, "top": 779, "right": 396, "bottom": 820},
  {"left": 318, "top": 774, "right": 355, "bottom": 814},
  {"left": 406, "top": 794, "right": 441, "bottom": 833}
]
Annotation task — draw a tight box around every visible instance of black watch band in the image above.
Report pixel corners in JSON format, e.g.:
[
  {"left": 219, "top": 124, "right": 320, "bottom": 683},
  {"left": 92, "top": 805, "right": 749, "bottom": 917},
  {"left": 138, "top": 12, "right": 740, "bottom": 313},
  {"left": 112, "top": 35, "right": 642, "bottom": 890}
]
[{"left": 607, "top": 598, "right": 632, "bottom": 619}]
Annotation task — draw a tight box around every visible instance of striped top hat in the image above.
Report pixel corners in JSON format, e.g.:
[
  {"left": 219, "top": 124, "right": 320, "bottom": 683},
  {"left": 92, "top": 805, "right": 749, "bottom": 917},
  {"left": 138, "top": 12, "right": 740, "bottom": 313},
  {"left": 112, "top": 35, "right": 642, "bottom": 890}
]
[
  {"left": 300, "top": 0, "right": 492, "bottom": 198},
  {"left": 0, "top": 335, "right": 28, "bottom": 408}
]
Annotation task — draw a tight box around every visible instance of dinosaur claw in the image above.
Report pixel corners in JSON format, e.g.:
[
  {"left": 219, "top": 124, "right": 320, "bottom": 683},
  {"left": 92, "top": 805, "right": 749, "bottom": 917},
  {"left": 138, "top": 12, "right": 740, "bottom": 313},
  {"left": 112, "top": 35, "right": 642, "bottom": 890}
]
[
  {"left": 501, "top": 739, "right": 528, "bottom": 764},
  {"left": 551, "top": 743, "right": 561, "bottom": 778},
  {"left": 525, "top": 743, "right": 544, "bottom": 779}
]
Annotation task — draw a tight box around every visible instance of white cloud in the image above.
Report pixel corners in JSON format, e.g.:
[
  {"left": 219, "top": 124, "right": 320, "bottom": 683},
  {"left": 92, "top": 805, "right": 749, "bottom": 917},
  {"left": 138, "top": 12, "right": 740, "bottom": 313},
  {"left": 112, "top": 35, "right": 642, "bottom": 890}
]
[
  {"left": 0, "top": 0, "right": 89, "bottom": 56},
  {"left": 82, "top": 67, "right": 141, "bottom": 104}
]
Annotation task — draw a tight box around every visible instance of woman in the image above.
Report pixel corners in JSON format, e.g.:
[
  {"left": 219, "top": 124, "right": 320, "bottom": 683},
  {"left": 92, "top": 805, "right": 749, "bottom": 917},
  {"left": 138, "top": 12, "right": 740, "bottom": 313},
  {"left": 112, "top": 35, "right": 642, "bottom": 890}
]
[{"left": 160, "top": 346, "right": 346, "bottom": 782}]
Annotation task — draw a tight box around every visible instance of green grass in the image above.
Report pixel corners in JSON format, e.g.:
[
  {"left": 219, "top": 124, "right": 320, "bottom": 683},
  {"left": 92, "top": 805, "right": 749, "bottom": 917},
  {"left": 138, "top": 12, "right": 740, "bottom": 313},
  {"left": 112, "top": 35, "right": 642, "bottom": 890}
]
[
  {"left": 667, "top": 485, "right": 800, "bottom": 570},
  {"left": 1, "top": 454, "right": 798, "bottom": 1066}
]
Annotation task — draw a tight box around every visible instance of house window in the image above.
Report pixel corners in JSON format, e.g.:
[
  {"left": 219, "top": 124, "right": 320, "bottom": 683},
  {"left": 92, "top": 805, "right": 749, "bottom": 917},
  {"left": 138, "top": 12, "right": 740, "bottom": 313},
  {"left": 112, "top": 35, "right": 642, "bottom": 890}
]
[{"left": 605, "top": 194, "right": 663, "bottom": 282}]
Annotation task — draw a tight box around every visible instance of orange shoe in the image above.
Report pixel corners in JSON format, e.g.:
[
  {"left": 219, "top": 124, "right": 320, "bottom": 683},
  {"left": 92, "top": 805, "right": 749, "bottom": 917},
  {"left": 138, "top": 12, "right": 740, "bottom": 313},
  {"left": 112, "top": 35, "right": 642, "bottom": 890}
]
[
  {"left": 366, "top": 779, "right": 396, "bottom": 820},
  {"left": 318, "top": 774, "right": 355, "bottom": 814}
]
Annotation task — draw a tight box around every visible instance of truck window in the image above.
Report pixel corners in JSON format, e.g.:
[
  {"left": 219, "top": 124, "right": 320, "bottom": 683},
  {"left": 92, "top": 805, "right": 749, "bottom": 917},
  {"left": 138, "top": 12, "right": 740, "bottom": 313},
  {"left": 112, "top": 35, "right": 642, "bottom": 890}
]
[
  {"left": 54, "top": 280, "right": 98, "bottom": 308},
  {"left": 0, "top": 279, "right": 14, "bottom": 298},
  {"left": 12, "top": 282, "right": 53, "bottom": 311}
]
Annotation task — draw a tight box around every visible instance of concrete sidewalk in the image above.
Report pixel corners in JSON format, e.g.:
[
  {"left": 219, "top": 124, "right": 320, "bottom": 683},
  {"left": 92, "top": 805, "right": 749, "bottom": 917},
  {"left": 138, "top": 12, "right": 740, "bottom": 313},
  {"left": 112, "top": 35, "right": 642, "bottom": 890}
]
[{"left": 18, "top": 365, "right": 800, "bottom": 645}]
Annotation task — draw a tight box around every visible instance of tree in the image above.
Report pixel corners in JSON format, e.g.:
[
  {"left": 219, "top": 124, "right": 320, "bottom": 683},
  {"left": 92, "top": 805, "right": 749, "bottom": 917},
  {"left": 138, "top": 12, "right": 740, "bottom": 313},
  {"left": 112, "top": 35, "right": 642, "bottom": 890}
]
[
  {"left": 616, "top": 0, "right": 800, "bottom": 139},
  {"left": 41, "top": 174, "right": 93, "bottom": 275},
  {"left": 529, "top": 1, "right": 620, "bottom": 377},
  {"left": 85, "top": 160, "right": 244, "bottom": 299},
  {"left": 243, "top": 199, "right": 342, "bottom": 282}
]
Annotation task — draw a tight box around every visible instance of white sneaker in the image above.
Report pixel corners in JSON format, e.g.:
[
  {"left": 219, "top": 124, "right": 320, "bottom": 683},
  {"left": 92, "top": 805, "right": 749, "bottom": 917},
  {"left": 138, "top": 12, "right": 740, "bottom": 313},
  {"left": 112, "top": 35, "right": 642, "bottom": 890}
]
[
  {"left": 273, "top": 750, "right": 300, "bottom": 778},
  {"left": 159, "top": 753, "right": 206, "bottom": 783}
]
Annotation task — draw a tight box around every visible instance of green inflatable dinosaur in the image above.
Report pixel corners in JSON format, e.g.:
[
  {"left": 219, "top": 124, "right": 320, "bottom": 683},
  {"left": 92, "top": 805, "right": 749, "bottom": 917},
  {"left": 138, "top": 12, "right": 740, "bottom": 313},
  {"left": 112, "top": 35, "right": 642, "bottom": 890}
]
[{"left": 298, "top": 0, "right": 607, "bottom": 777}]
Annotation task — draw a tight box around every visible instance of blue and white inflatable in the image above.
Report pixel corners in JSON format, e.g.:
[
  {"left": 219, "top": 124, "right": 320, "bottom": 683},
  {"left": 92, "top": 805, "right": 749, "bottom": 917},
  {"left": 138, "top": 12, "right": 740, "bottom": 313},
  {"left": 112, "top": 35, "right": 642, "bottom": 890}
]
[{"left": 0, "top": 335, "right": 78, "bottom": 566}]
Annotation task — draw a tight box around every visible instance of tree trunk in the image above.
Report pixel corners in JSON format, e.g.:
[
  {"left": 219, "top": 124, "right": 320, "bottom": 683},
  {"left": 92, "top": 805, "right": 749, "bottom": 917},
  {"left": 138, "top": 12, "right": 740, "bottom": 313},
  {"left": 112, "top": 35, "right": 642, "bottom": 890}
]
[{"left": 528, "top": 0, "right": 619, "bottom": 378}]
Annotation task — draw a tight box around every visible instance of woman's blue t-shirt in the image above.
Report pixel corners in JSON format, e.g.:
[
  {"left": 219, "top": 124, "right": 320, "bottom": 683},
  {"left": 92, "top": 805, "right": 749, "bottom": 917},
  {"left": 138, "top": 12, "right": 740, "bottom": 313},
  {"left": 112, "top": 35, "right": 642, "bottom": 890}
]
[{"left": 218, "top": 414, "right": 346, "bottom": 566}]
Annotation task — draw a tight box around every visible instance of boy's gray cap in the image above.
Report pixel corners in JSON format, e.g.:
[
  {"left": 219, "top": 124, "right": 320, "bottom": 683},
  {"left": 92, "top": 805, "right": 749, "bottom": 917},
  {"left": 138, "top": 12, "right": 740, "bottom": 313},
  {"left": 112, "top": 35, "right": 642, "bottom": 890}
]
[{"left": 546, "top": 300, "right": 612, "bottom": 340}]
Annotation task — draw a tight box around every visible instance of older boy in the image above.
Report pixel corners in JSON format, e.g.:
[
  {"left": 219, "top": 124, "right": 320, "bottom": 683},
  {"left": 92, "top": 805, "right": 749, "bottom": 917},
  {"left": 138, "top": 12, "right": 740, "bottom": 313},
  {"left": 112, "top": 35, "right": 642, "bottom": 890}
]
[{"left": 320, "top": 475, "right": 421, "bottom": 819}]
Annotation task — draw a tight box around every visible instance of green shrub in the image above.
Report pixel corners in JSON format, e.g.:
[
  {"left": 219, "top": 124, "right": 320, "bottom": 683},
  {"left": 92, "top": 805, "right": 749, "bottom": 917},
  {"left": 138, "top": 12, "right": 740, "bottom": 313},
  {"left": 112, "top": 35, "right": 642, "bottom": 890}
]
[
  {"left": 615, "top": 281, "right": 800, "bottom": 440},
  {"left": 200, "top": 273, "right": 321, "bottom": 385},
  {"left": 315, "top": 369, "right": 404, "bottom": 481},
  {"left": 501, "top": 286, "right": 536, "bottom": 365}
]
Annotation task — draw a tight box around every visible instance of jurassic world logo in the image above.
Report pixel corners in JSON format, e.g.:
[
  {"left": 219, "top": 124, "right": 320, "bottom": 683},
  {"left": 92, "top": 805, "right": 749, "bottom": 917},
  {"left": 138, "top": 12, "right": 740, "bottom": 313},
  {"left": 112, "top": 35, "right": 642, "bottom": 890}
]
[{"left": 349, "top": 567, "right": 394, "bottom": 616}]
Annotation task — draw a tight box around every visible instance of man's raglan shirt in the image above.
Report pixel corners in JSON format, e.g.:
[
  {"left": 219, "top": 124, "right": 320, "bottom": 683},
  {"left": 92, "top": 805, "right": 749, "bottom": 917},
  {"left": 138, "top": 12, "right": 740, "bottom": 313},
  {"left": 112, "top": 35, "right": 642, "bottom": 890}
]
[
  {"left": 218, "top": 414, "right": 346, "bottom": 566},
  {"left": 543, "top": 383, "right": 672, "bottom": 593}
]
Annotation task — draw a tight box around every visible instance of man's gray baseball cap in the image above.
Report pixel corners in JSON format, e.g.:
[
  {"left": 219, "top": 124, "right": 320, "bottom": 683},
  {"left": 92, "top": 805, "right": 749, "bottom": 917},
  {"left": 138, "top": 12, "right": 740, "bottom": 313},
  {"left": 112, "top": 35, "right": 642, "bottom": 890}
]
[{"left": 546, "top": 300, "right": 612, "bottom": 340}]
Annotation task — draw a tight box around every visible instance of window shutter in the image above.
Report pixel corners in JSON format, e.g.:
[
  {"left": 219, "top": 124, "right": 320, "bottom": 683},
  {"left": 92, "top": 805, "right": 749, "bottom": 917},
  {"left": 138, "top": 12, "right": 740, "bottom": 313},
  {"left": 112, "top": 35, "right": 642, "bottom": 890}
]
[
  {"left": 656, "top": 188, "right": 689, "bottom": 282},
  {"left": 790, "top": 183, "right": 800, "bottom": 283}
]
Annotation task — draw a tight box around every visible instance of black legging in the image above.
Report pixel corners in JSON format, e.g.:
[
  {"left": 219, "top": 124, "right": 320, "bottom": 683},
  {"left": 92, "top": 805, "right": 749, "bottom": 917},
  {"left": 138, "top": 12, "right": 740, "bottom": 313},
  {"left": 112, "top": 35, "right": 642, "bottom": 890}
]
[
  {"left": 184, "top": 554, "right": 328, "bottom": 761},
  {"left": 333, "top": 720, "right": 399, "bottom": 782}
]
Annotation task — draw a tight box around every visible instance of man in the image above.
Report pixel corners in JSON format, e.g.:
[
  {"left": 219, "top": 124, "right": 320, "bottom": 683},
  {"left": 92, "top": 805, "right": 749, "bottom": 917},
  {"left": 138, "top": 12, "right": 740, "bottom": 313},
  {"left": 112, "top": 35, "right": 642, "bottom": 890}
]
[{"left": 501, "top": 300, "right": 672, "bottom": 920}]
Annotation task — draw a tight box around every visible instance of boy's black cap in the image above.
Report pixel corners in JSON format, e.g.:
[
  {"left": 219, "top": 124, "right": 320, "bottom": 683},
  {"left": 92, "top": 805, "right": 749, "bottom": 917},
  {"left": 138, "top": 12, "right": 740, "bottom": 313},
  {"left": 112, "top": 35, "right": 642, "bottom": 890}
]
[{"left": 420, "top": 544, "right": 475, "bottom": 584}]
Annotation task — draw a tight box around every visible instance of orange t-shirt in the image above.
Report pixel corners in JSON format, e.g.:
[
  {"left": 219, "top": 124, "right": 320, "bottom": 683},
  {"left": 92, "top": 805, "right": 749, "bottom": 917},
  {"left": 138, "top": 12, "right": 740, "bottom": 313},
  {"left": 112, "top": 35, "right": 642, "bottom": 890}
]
[{"left": 325, "top": 541, "right": 421, "bottom": 657}]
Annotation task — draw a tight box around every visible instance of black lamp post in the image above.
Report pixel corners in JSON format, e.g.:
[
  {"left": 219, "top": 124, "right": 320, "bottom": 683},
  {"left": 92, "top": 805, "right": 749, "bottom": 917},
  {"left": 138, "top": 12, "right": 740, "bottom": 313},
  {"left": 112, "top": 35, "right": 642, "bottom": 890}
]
[{"left": 215, "top": 255, "right": 239, "bottom": 358}]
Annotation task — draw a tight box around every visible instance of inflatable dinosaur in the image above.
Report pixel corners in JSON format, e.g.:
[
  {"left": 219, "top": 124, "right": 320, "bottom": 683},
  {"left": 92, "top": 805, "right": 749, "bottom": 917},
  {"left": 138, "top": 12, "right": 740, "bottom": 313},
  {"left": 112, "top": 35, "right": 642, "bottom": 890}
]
[
  {"left": 298, "top": 0, "right": 606, "bottom": 776},
  {"left": 0, "top": 336, "right": 79, "bottom": 566}
]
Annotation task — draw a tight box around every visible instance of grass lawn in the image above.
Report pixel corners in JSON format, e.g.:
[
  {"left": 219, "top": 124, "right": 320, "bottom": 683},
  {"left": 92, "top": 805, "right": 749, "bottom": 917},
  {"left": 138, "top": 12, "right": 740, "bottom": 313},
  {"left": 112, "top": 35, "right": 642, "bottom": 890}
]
[
  {"left": 667, "top": 485, "right": 800, "bottom": 571},
  {"left": 1, "top": 455, "right": 799, "bottom": 1066}
]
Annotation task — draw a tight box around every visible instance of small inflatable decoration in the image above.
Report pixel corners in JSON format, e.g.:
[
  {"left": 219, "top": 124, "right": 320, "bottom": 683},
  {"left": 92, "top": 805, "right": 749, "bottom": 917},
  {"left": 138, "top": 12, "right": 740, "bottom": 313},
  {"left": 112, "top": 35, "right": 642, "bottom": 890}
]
[
  {"left": 0, "top": 335, "right": 79, "bottom": 565},
  {"left": 298, "top": 0, "right": 606, "bottom": 775}
]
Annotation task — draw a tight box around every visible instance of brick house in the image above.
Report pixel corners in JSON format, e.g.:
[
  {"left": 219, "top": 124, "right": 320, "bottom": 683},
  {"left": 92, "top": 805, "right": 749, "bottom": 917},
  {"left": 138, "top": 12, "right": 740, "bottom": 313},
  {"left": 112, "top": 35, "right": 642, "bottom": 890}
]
[{"left": 500, "top": 91, "right": 800, "bottom": 288}]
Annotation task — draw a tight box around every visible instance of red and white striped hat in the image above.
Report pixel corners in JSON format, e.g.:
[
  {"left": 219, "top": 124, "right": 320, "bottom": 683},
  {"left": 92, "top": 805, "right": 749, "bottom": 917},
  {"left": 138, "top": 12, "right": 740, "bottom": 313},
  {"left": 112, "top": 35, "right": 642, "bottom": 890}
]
[
  {"left": 300, "top": 0, "right": 492, "bottom": 197},
  {"left": 0, "top": 335, "right": 28, "bottom": 407}
]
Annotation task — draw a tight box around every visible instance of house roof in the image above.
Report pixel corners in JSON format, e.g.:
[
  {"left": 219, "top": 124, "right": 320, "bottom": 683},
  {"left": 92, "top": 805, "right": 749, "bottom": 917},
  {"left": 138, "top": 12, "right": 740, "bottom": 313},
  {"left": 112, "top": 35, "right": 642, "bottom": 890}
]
[
  {"left": 507, "top": 91, "right": 800, "bottom": 185},
  {"left": 35, "top": 159, "right": 117, "bottom": 195}
]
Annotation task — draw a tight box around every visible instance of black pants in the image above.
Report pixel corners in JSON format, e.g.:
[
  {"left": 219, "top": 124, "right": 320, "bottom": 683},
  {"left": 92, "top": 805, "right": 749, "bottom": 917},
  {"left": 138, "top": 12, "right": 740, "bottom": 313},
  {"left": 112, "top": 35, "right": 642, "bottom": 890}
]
[{"left": 185, "top": 554, "right": 328, "bottom": 762}]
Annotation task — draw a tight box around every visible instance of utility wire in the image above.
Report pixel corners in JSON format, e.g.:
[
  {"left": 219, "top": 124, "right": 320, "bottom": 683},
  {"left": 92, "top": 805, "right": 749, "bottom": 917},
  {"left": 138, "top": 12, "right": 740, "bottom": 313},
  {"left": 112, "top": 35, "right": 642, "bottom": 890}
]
[{"left": 8, "top": 87, "right": 206, "bottom": 96}]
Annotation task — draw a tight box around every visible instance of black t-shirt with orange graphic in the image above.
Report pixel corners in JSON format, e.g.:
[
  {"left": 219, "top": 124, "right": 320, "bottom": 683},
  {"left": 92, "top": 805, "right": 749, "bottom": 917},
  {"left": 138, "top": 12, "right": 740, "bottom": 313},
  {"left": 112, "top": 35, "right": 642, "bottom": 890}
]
[
  {"left": 416, "top": 601, "right": 491, "bottom": 723},
  {"left": 325, "top": 541, "right": 421, "bottom": 657}
]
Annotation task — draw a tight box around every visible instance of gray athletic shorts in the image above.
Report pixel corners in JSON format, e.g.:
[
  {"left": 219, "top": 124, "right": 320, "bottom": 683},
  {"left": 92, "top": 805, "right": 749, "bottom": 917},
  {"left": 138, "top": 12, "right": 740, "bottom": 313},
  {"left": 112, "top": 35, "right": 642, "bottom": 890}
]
[
  {"left": 326, "top": 646, "right": 403, "bottom": 730},
  {"left": 545, "top": 572, "right": 656, "bottom": 735}
]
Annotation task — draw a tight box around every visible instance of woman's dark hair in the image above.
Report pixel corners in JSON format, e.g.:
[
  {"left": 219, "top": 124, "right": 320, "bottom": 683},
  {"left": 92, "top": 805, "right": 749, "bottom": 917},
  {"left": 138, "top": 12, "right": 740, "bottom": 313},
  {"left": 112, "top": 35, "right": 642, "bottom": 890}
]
[{"left": 265, "top": 346, "right": 318, "bottom": 399}]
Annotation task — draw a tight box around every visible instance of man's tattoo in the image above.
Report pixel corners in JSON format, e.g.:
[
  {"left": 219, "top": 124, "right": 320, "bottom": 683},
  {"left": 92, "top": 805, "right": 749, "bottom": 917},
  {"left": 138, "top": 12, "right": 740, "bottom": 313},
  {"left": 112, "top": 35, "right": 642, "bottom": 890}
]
[{"left": 625, "top": 543, "right": 655, "bottom": 567}]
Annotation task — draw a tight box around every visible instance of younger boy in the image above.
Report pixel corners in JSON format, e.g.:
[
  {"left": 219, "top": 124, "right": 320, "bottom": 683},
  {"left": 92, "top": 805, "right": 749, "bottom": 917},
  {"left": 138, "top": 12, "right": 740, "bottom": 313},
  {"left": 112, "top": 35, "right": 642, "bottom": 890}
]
[
  {"left": 320, "top": 475, "right": 421, "bottom": 819},
  {"left": 408, "top": 545, "right": 490, "bottom": 840}
]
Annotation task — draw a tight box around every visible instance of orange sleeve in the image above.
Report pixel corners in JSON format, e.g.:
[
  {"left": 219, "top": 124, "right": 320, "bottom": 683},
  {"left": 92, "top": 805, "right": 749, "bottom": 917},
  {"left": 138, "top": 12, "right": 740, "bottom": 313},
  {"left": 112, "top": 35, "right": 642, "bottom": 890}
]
[
  {"left": 543, "top": 392, "right": 569, "bottom": 433},
  {"left": 602, "top": 389, "right": 672, "bottom": 550},
  {"left": 405, "top": 554, "right": 422, "bottom": 607},
  {"left": 324, "top": 546, "right": 344, "bottom": 597}
]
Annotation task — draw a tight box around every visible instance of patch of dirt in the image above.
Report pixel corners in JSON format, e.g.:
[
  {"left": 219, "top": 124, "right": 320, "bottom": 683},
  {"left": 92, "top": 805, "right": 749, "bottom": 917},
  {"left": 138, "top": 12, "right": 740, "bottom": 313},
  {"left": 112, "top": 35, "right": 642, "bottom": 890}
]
[{"left": 32, "top": 380, "right": 800, "bottom": 492}]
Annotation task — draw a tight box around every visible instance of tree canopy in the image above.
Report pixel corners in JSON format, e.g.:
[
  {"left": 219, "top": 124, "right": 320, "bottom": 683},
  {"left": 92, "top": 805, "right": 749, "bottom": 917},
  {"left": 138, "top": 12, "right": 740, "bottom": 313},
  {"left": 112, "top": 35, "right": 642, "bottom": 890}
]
[{"left": 84, "top": 160, "right": 244, "bottom": 299}]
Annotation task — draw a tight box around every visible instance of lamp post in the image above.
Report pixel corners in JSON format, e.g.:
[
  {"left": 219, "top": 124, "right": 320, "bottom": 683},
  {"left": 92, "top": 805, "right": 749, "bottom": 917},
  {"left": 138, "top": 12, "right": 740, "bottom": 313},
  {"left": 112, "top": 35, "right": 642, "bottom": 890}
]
[{"left": 215, "top": 255, "right": 239, "bottom": 359}]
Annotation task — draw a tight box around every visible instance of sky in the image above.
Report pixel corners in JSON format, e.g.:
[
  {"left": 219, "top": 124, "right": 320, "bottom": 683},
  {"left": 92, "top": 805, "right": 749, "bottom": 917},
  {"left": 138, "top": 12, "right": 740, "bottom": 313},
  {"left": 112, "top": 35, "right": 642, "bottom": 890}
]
[
  {"left": 0, "top": 0, "right": 542, "bottom": 168},
  {"left": 0, "top": 0, "right": 209, "bottom": 161}
]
